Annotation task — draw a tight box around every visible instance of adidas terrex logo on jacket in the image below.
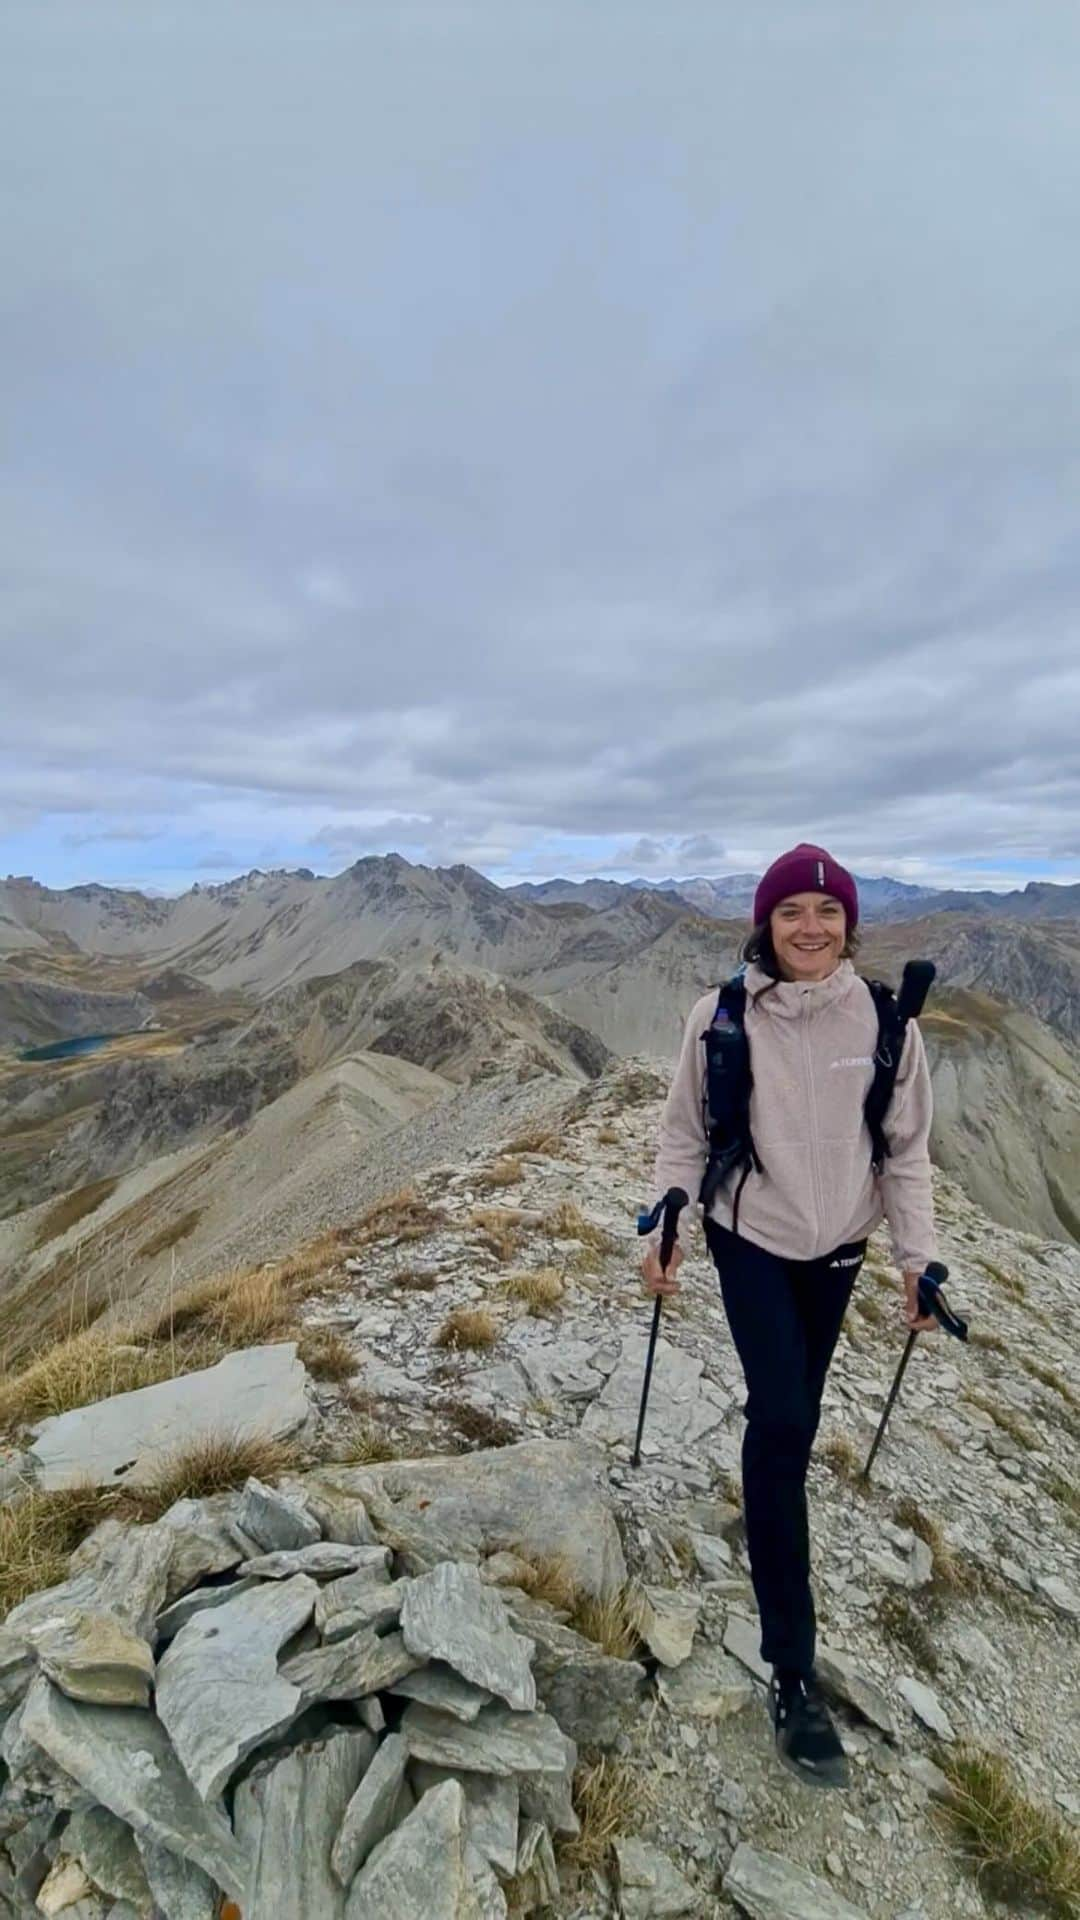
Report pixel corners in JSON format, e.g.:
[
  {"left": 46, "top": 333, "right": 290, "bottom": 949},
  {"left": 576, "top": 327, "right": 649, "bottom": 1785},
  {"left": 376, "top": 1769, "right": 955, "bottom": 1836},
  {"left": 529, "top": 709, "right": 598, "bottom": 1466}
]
[{"left": 650, "top": 957, "right": 938, "bottom": 1271}]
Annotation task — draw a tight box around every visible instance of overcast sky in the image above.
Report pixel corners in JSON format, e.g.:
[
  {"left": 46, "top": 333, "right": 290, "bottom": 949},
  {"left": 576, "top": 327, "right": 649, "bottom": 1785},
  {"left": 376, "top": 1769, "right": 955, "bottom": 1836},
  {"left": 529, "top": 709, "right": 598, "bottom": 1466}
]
[{"left": 3, "top": 1, "right": 1078, "bottom": 896}]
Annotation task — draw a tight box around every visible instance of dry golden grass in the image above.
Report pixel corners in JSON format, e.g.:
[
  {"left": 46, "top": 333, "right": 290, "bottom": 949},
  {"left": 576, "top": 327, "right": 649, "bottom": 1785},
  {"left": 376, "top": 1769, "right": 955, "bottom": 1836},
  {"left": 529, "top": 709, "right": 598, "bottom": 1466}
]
[
  {"left": 1045, "top": 1472, "right": 1080, "bottom": 1533},
  {"left": 471, "top": 1207, "right": 527, "bottom": 1263},
  {"left": 295, "top": 1327, "right": 357, "bottom": 1382},
  {"left": 31, "top": 1176, "right": 120, "bottom": 1251},
  {"left": 137, "top": 1208, "right": 203, "bottom": 1259},
  {"left": 326, "top": 1413, "right": 400, "bottom": 1465},
  {"left": 931, "top": 1741, "right": 1080, "bottom": 1917},
  {"left": 962, "top": 1388, "right": 1038, "bottom": 1451},
  {"left": 475, "top": 1156, "right": 525, "bottom": 1192},
  {"left": 120, "top": 1432, "right": 299, "bottom": 1523},
  {"left": 969, "top": 1328, "right": 1009, "bottom": 1354},
  {"left": 853, "top": 1292, "right": 887, "bottom": 1327},
  {"left": 548, "top": 1201, "right": 616, "bottom": 1256},
  {"left": 892, "top": 1496, "right": 974, "bottom": 1594},
  {"left": 560, "top": 1754, "right": 653, "bottom": 1873},
  {"left": 347, "top": 1188, "right": 446, "bottom": 1249},
  {"left": 875, "top": 1588, "right": 941, "bottom": 1675},
  {"left": 0, "top": 1328, "right": 218, "bottom": 1435},
  {"left": 1023, "top": 1358, "right": 1079, "bottom": 1409},
  {"left": 442, "top": 1398, "right": 520, "bottom": 1449},
  {"left": 0, "top": 1482, "right": 121, "bottom": 1620},
  {"left": 818, "top": 1431, "right": 861, "bottom": 1480},
  {"left": 503, "top": 1123, "right": 561, "bottom": 1156},
  {"left": 501, "top": 1267, "right": 565, "bottom": 1316},
  {"left": 392, "top": 1268, "right": 443, "bottom": 1292},
  {"left": 510, "top": 1552, "right": 579, "bottom": 1614},
  {"left": 576, "top": 1589, "right": 644, "bottom": 1661},
  {"left": 977, "top": 1257, "right": 1027, "bottom": 1303},
  {"left": 434, "top": 1307, "right": 498, "bottom": 1352}
]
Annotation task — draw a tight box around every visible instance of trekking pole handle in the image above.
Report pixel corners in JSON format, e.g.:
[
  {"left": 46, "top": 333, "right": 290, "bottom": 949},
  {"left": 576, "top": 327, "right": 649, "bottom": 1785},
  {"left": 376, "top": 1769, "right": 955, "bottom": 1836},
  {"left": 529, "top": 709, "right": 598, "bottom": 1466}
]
[
  {"left": 637, "top": 1187, "right": 689, "bottom": 1271},
  {"left": 917, "top": 1261, "right": 968, "bottom": 1341}
]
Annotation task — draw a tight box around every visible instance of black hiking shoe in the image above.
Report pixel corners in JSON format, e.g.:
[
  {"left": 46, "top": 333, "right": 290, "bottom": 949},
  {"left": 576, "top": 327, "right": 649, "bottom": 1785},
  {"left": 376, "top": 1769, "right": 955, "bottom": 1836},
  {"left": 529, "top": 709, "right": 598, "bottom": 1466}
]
[{"left": 768, "top": 1668, "right": 850, "bottom": 1788}]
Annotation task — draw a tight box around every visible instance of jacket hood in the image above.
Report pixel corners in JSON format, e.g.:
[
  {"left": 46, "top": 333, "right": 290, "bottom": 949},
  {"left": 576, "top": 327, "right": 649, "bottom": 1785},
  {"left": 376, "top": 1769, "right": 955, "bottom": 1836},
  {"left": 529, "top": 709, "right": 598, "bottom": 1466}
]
[{"left": 743, "top": 956, "right": 859, "bottom": 1019}]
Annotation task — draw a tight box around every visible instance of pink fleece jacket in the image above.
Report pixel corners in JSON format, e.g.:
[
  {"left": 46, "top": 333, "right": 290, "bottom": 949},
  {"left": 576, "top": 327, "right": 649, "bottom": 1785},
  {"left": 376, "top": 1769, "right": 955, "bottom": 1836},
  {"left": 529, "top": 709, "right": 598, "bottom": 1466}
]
[{"left": 650, "top": 958, "right": 938, "bottom": 1271}]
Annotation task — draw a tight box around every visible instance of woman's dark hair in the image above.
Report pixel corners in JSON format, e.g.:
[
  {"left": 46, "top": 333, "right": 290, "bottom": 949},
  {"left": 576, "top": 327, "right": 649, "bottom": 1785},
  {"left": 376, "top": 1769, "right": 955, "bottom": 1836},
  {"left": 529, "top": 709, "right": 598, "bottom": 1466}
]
[{"left": 740, "top": 919, "right": 861, "bottom": 1007}]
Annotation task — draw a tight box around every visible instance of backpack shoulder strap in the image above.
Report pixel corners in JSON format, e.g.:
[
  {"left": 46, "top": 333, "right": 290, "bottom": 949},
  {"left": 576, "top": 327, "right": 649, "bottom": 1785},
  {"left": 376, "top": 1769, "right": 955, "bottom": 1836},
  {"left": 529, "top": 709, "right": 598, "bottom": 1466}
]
[
  {"left": 698, "top": 972, "right": 759, "bottom": 1213},
  {"left": 862, "top": 961, "right": 936, "bottom": 1173}
]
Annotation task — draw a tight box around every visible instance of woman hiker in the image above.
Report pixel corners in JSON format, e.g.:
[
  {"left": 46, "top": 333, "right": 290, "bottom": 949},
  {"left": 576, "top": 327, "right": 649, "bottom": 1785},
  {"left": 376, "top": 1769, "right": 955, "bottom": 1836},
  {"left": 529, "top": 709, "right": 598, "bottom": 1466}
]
[{"left": 640, "top": 842, "right": 939, "bottom": 1789}]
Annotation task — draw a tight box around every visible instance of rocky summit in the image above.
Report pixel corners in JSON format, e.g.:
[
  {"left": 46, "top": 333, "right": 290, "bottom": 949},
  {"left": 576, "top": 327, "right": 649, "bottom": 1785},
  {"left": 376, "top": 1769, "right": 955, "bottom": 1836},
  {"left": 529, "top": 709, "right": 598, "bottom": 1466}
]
[{"left": 0, "top": 1062, "right": 1077, "bottom": 1917}]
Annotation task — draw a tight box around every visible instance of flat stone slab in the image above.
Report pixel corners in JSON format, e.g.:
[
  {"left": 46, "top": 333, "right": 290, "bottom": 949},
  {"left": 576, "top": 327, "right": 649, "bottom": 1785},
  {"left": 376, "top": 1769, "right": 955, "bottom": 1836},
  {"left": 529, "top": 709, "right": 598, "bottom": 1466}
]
[
  {"left": 303, "top": 1439, "right": 625, "bottom": 1599},
  {"left": 580, "top": 1335, "right": 729, "bottom": 1455},
  {"left": 332, "top": 1732, "right": 409, "bottom": 1883},
  {"left": 502, "top": 1592, "right": 645, "bottom": 1748},
  {"left": 156, "top": 1573, "right": 318, "bottom": 1800},
  {"left": 19, "top": 1676, "right": 247, "bottom": 1899},
  {"left": 242, "top": 1543, "right": 391, "bottom": 1581},
  {"left": 723, "top": 1843, "right": 871, "bottom": 1919},
  {"left": 815, "top": 1646, "right": 897, "bottom": 1740},
  {"left": 27, "top": 1345, "right": 310, "bottom": 1491},
  {"left": 281, "top": 1628, "right": 421, "bottom": 1705},
  {"left": 389, "top": 1662, "right": 495, "bottom": 1723},
  {"left": 31, "top": 1610, "right": 155, "bottom": 1709},
  {"left": 657, "top": 1647, "right": 754, "bottom": 1720},
  {"left": 345, "top": 1778, "right": 494, "bottom": 1920},
  {"left": 411, "top": 1765, "right": 519, "bottom": 1878},
  {"left": 401, "top": 1701, "right": 569, "bottom": 1777},
  {"left": 897, "top": 1675, "right": 954, "bottom": 1740},
  {"left": 722, "top": 1613, "right": 770, "bottom": 1685},
  {"left": 628, "top": 1584, "right": 699, "bottom": 1667},
  {"left": 614, "top": 1837, "right": 698, "bottom": 1917},
  {"left": 235, "top": 1726, "right": 374, "bottom": 1919},
  {"left": 236, "top": 1477, "right": 320, "bottom": 1552},
  {"left": 400, "top": 1563, "right": 536, "bottom": 1711}
]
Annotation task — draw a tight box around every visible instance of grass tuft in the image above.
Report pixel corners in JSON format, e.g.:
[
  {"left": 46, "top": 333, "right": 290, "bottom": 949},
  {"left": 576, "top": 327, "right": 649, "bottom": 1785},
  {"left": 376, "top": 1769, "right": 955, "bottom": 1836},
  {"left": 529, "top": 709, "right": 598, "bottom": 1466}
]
[
  {"left": 295, "top": 1327, "right": 357, "bottom": 1382},
  {"left": 442, "top": 1398, "right": 520, "bottom": 1449},
  {"left": 325, "top": 1414, "right": 400, "bottom": 1466},
  {"left": 818, "top": 1431, "right": 862, "bottom": 1481},
  {"left": 0, "top": 1483, "right": 121, "bottom": 1621},
  {"left": 0, "top": 1330, "right": 218, "bottom": 1435},
  {"left": 119, "top": 1432, "right": 299, "bottom": 1522},
  {"left": 962, "top": 1388, "right": 1038, "bottom": 1452},
  {"left": 471, "top": 1208, "right": 527, "bottom": 1263},
  {"left": 931, "top": 1740, "right": 1080, "bottom": 1917},
  {"left": 1044, "top": 1472, "right": 1080, "bottom": 1533},
  {"left": 347, "top": 1188, "right": 446, "bottom": 1249},
  {"left": 434, "top": 1308, "right": 498, "bottom": 1353},
  {"left": 574, "top": 1589, "right": 643, "bottom": 1661},
  {"left": 977, "top": 1257, "right": 1027, "bottom": 1303},
  {"left": 503, "top": 1124, "right": 561, "bottom": 1156},
  {"left": 548, "top": 1201, "right": 616, "bottom": 1256},
  {"left": 875, "top": 1588, "right": 941, "bottom": 1675},
  {"left": 474, "top": 1157, "right": 525, "bottom": 1193},
  {"left": 501, "top": 1267, "right": 565, "bottom": 1316},
  {"left": 560, "top": 1753, "right": 652, "bottom": 1874}
]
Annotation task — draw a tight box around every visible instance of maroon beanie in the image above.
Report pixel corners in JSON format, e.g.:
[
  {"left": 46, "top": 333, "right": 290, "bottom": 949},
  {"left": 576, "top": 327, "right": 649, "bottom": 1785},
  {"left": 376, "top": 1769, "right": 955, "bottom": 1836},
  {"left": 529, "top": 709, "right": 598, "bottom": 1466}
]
[{"left": 753, "top": 843, "right": 859, "bottom": 930}]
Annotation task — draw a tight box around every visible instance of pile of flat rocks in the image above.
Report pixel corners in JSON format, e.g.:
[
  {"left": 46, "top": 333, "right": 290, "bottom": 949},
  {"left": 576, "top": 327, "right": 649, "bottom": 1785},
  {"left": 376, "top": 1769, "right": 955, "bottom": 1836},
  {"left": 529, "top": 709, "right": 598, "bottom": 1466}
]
[{"left": 0, "top": 1441, "right": 651, "bottom": 1919}]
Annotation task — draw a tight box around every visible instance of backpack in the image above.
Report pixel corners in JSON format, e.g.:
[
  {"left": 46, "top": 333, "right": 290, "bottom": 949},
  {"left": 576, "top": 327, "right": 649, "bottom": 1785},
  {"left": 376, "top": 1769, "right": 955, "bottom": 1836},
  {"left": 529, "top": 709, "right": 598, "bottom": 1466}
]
[{"left": 699, "top": 959, "right": 936, "bottom": 1228}]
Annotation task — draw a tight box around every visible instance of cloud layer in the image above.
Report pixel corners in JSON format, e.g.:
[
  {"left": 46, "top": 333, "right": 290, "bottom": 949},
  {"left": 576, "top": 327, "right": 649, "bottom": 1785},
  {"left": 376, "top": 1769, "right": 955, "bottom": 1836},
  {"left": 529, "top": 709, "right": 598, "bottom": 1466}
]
[{"left": 3, "top": 2, "right": 1078, "bottom": 893}]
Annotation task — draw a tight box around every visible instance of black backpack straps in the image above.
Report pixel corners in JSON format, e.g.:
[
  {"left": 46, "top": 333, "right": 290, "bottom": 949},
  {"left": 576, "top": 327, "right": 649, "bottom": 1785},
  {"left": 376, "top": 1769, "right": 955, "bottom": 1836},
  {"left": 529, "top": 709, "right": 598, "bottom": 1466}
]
[
  {"left": 699, "top": 974, "right": 758, "bottom": 1211},
  {"left": 864, "top": 961, "right": 936, "bottom": 1174}
]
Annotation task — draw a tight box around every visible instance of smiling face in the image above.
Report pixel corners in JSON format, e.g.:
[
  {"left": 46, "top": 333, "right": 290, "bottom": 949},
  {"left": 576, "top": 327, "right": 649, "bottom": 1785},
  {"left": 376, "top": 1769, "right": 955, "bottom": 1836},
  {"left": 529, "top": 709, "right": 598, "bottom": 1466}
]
[{"left": 769, "top": 890, "right": 847, "bottom": 982}]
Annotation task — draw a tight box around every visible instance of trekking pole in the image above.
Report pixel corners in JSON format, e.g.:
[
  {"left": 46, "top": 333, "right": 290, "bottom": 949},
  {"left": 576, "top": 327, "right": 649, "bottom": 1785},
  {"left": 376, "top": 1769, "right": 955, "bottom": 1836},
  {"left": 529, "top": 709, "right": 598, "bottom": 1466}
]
[
  {"left": 860, "top": 1262, "right": 968, "bottom": 1481},
  {"left": 631, "top": 1186, "right": 688, "bottom": 1468}
]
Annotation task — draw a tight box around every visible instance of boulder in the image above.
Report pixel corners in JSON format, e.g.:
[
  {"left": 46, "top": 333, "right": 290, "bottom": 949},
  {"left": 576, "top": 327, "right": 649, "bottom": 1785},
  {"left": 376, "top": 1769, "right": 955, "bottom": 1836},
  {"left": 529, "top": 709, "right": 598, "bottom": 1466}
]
[
  {"left": 501, "top": 1592, "right": 645, "bottom": 1747},
  {"left": 280, "top": 1628, "right": 421, "bottom": 1705},
  {"left": 242, "top": 1543, "right": 391, "bottom": 1581},
  {"left": 156, "top": 1573, "right": 318, "bottom": 1800},
  {"left": 345, "top": 1778, "right": 496, "bottom": 1919},
  {"left": 657, "top": 1648, "right": 753, "bottom": 1721},
  {"left": 301, "top": 1440, "right": 625, "bottom": 1599},
  {"left": 814, "top": 1647, "right": 898, "bottom": 1740},
  {"left": 614, "top": 1837, "right": 698, "bottom": 1917},
  {"left": 400, "top": 1702, "right": 570, "bottom": 1777},
  {"left": 235, "top": 1477, "right": 321, "bottom": 1552},
  {"left": 723, "top": 1843, "right": 871, "bottom": 1919},
  {"left": 400, "top": 1564, "right": 536, "bottom": 1711},
  {"left": 19, "top": 1677, "right": 247, "bottom": 1899},
  {"left": 627, "top": 1585, "right": 698, "bottom": 1668},
  {"left": 26, "top": 1344, "right": 310, "bottom": 1491},
  {"left": 235, "top": 1726, "right": 374, "bottom": 1919},
  {"left": 410, "top": 1766, "right": 519, "bottom": 1878},
  {"left": 332, "top": 1733, "right": 409, "bottom": 1883}
]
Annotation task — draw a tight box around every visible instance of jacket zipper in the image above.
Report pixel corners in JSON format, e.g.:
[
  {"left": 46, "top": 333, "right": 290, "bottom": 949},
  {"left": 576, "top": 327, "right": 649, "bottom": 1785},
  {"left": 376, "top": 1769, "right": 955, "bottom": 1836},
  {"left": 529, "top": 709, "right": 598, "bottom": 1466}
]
[{"left": 801, "top": 995, "right": 826, "bottom": 1249}]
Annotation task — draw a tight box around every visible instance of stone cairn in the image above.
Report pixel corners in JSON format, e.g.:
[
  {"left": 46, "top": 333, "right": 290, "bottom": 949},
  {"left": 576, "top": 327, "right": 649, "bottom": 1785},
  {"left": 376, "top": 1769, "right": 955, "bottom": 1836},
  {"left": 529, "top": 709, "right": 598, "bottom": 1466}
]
[{"left": 0, "top": 1449, "right": 653, "bottom": 1919}]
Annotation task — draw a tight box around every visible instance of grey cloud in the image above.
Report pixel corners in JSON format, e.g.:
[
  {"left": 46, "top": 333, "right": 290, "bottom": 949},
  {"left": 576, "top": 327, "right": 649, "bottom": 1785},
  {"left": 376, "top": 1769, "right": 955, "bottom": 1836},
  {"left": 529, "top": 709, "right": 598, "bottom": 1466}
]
[{"left": 2, "top": 1, "right": 1078, "bottom": 887}]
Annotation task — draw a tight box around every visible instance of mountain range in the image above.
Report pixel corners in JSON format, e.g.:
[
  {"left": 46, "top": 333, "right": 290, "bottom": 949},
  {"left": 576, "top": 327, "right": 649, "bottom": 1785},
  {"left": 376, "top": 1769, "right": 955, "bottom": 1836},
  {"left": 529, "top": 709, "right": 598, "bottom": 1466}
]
[{"left": 1, "top": 853, "right": 1078, "bottom": 1367}]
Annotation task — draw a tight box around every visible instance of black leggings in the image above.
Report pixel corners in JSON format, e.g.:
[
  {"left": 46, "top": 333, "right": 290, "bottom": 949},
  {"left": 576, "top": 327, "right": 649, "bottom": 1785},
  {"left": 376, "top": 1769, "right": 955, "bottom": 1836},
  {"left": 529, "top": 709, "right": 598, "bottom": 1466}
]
[{"left": 704, "top": 1217, "right": 866, "bottom": 1676}]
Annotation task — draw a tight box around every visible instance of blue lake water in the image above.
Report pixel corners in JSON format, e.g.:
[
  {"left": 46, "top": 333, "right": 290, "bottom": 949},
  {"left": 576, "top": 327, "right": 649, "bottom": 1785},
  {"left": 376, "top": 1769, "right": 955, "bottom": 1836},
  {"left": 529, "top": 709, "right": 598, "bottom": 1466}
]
[{"left": 19, "top": 1033, "right": 121, "bottom": 1063}]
